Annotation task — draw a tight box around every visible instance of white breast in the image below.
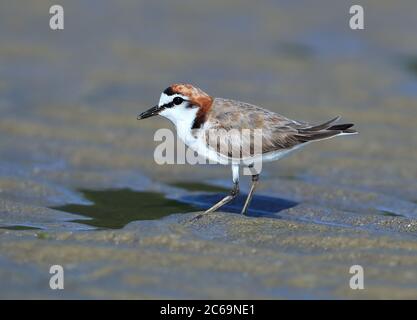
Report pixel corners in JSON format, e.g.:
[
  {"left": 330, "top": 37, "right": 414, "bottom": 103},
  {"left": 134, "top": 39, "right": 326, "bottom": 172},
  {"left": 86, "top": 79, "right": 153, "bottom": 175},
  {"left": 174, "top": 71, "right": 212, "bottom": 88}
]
[
  {"left": 160, "top": 105, "right": 197, "bottom": 142},
  {"left": 158, "top": 105, "right": 225, "bottom": 164}
]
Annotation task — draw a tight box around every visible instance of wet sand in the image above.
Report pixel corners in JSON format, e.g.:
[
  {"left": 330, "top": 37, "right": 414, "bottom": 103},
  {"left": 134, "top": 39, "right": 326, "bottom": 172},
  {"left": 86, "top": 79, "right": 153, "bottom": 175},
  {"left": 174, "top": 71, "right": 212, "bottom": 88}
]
[{"left": 1, "top": 0, "right": 417, "bottom": 298}]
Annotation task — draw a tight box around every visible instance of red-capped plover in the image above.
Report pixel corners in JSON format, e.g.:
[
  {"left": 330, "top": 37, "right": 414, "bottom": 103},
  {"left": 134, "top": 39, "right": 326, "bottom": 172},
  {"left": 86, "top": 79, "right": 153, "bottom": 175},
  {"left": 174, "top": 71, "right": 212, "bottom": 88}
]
[{"left": 138, "top": 84, "right": 356, "bottom": 219}]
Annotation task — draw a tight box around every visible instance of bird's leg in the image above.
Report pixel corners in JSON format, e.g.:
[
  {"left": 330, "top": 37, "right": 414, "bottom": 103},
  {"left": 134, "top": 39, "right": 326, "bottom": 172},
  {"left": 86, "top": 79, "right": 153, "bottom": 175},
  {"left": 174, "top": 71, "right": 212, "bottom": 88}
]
[
  {"left": 203, "top": 181, "right": 239, "bottom": 214},
  {"left": 241, "top": 174, "right": 259, "bottom": 215},
  {"left": 190, "top": 165, "right": 240, "bottom": 221}
]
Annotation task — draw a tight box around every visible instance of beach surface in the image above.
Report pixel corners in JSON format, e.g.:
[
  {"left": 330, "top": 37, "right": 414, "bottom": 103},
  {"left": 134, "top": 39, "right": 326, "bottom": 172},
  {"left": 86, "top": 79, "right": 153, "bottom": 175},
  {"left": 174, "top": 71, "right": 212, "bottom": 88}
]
[{"left": 1, "top": 0, "right": 417, "bottom": 298}]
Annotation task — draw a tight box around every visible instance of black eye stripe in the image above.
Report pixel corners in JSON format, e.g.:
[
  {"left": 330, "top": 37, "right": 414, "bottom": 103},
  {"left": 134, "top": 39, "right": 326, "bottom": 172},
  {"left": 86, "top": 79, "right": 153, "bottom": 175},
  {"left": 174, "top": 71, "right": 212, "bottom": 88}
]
[
  {"left": 160, "top": 102, "right": 174, "bottom": 109},
  {"left": 159, "top": 99, "right": 189, "bottom": 110}
]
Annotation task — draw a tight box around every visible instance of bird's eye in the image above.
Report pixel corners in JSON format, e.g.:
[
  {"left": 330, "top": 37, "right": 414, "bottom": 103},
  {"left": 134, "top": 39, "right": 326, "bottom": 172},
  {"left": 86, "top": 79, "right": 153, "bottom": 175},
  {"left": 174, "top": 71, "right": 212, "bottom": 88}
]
[{"left": 173, "top": 97, "right": 184, "bottom": 105}]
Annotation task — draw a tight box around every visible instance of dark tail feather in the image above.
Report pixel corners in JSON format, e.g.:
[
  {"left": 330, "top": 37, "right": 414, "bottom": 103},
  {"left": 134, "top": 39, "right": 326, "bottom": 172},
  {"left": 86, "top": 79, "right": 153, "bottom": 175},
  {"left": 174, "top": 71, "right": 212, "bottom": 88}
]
[
  {"left": 342, "top": 128, "right": 357, "bottom": 134},
  {"left": 295, "top": 116, "right": 357, "bottom": 143},
  {"left": 299, "top": 116, "right": 340, "bottom": 132},
  {"left": 328, "top": 123, "right": 354, "bottom": 131},
  {"left": 295, "top": 130, "right": 343, "bottom": 142},
  {"left": 295, "top": 122, "right": 357, "bottom": 143}
]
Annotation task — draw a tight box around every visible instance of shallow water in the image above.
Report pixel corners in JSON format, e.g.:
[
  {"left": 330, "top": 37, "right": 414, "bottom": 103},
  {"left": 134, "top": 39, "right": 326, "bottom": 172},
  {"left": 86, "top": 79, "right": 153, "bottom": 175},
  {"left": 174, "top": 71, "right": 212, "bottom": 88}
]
[
  {"left": 53, "top": 189, "right": 198, "bottom": 229},
  {"left": 1, "top": 0, "right": 417, "bottom": 299},
  {"left": 51, "top": 186, "right": 298, "bottom": 229}
]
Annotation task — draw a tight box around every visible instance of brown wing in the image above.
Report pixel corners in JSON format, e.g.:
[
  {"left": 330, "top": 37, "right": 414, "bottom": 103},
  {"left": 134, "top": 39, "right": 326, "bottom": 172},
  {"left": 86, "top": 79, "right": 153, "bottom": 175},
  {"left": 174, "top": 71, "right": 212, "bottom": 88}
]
[{"left": 202, "top": 98, "right": 356, "bottom": 159}]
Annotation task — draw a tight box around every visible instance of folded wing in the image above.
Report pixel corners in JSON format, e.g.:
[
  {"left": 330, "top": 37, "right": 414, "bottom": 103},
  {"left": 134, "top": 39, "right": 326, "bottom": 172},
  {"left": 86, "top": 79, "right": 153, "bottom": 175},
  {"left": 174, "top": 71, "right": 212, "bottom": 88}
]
[{"left": 204, "top": 98, "right": 356, "bottom": 159}]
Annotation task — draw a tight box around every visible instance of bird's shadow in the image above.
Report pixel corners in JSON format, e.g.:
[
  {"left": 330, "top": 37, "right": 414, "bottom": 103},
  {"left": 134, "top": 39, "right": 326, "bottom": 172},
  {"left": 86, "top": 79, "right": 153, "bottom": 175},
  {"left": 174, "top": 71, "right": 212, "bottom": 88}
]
[{"left": 181, "top": 193, "right": 298, "bottom": 218}]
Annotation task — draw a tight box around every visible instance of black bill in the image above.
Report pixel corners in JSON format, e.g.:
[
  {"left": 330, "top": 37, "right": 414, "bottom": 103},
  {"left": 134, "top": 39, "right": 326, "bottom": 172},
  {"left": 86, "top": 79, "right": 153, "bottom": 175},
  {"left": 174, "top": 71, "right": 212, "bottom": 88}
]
[{"left": 137, "top": 105, "right": 161, "bottom": 120}]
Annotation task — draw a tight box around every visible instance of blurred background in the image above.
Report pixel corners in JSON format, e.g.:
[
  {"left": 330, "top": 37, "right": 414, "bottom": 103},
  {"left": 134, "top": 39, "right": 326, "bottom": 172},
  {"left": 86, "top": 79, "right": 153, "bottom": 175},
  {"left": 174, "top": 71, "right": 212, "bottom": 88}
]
[{"left": 1, "top": 0, "right": 417, "bottom": 299}]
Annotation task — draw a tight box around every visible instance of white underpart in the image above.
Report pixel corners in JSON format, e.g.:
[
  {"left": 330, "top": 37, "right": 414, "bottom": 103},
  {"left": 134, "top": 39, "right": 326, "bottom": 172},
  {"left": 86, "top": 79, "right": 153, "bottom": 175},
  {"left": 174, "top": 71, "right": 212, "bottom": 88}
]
[
  {"left": 260, "top": 130, "right": 357, "bottom": 162},
  {"left": 261, "top": 144, "right": 306, "bottom": 162},
  {"left": 261, "top": 130, "right": 357, "bottom": 162},
  {"left": 336, "top": 131, "right": 358, "bottom": 137}
]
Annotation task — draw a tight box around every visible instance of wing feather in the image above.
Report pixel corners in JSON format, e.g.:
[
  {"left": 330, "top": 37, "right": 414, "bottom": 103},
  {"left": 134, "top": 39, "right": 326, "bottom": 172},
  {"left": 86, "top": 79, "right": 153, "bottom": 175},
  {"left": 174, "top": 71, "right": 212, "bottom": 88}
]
[{"left": 201, "top": 98, "right": 355, "bottom": 159}]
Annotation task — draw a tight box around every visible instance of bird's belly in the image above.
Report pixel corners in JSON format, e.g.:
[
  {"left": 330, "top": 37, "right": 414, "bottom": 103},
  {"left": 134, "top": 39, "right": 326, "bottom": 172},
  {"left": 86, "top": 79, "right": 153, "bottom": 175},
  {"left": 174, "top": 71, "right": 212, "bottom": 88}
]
[
  {"left": 176, "top": 129, "right": 228, "bottom": 164},
  {"left": 261, "top": 144, "right": 306, "bottom": 162},
  {"left": 176, "top": 127, "right": 307, "bottom": 165}
]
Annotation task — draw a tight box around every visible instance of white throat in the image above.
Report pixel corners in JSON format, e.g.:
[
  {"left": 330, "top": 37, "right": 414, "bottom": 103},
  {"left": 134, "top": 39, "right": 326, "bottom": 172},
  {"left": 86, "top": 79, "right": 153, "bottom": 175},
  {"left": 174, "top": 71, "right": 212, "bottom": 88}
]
[
  {"left": 158, "top": 93, "right": 199, "bottom": 145},
  {"left": 160, "top": 105, "right": 198, "bottom": 128}
]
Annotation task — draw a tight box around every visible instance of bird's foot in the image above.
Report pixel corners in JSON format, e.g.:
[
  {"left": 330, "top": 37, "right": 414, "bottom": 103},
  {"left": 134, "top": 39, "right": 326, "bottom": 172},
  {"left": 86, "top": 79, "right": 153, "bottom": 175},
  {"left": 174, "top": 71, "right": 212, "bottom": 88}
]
[{"left": 188, "top": 210, "right": 211, "bottom": 222}]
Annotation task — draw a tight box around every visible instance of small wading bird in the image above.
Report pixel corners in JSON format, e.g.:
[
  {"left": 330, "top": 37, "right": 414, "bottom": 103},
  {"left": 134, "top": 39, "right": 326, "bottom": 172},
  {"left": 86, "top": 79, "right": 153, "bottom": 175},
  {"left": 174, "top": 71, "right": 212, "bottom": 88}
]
[{"left": 138, "top": 84, "right": 356, "bottom": 219}]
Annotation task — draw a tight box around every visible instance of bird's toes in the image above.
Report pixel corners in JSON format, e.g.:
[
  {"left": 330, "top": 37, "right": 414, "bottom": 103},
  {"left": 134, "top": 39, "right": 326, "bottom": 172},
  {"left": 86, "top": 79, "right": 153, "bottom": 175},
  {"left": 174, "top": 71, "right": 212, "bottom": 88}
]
[{"left": 188, "top": 213, "right": 205, "bottom": 223}]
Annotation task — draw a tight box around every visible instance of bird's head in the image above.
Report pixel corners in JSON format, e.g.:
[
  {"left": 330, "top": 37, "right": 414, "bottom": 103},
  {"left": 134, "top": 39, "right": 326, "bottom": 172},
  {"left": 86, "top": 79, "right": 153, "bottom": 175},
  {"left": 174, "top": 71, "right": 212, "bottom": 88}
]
[{"left": 138, "top": 84, "right": 213, "bottom": 128}]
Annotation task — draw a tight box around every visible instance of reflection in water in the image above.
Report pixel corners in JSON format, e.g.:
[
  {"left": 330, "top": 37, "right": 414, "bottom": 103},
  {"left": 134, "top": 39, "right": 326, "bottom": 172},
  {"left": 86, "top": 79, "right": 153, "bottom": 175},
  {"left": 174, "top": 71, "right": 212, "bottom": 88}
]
[
  {"left": 182, "top": 193, "right": 298, "bottom": 217},
  {"left": 53, "top": 189, "right": 198, "bottom": 229},
  {"left": 169, "top": 182, "right": 229, "bottom": 193},
  {"left": 172, "top": 182, "right": 299, "bottom": 216},
  {"left": 50, "top": 183, "right": 298, "bottom": 230}
]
